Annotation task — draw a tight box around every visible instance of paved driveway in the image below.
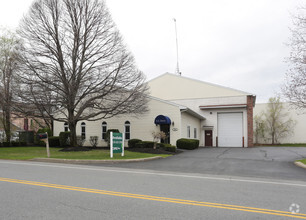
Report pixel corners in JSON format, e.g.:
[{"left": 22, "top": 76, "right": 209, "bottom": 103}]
[{"left": 99, "top": 147, "right": 306, "bottom": 181}]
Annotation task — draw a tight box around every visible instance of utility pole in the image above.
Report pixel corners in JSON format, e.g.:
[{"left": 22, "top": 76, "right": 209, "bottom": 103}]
[{"left": 173, "top": 18, "right": 181, "bottom": 76}]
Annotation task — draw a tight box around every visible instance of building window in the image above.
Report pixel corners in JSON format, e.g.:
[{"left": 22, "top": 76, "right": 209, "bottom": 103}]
[
  {"left": 187, "top": 126, "right": 190, "bottom": 138},
  {"left": 194, "top": 128, "right": 197, "bottom": 139},
  {"left": 102, "top": 121, "right": 107, "bottom": 140},
  {"left": 125, "top": 121, "right": 130, "bottom": 140},
  {"left": 81, "top": 122, "right": 86, "bottom": 139},
  {"left": 64, "top": 122, "right": 69, "bottom": 132}
]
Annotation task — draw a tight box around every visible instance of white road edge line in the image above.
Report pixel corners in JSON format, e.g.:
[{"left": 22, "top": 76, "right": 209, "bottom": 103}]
[{"left": 1, "top": 160, "right": 306, "bottom": 187}]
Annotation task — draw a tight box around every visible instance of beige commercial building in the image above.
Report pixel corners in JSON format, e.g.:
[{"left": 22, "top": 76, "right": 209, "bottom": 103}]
[{"left": 54, "top": 73, "right": 256, "bottom": 147}]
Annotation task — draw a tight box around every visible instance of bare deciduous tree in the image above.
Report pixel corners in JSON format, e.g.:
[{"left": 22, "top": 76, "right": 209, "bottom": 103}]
[
  {"left": 283, "top": 6, "right": 306, "bottom": 109},
  {"left": 17, "top": 0, "right": 148, "bottom": 147},
  {"left": 253, "top": 114, "right": 266, "bottom": 144},
  {"left": 0, "top": 29, "right": 20, "bottom": 142},
  {"left": 264, "top": 97, "right": 295, "bottom": 144}
]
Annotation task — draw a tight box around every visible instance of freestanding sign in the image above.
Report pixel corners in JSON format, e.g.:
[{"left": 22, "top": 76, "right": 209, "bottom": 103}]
[{"left": 110, "top": 132, "right": 124, "bottom": 158}]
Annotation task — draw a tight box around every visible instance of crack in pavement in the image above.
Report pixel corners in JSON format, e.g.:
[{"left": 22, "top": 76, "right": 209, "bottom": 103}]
[
  {"left": 286, "top": 149, "right": 306, "bottom": 159},
  {"left": 216, "top": 149, "right": 231, "bottom": 159},
  {"left": 58, "top": 201, "right": 108, "bottom": 214}
]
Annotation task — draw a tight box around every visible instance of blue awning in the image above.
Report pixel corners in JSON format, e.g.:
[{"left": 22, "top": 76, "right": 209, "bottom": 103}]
[{"left": 154, "top": 115, "right": 171, "bottom": 125}]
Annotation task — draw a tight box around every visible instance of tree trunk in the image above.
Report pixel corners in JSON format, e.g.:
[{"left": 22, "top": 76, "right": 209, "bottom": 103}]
[
  {"left": 69, "top": 122, "right": 77, "bottom": 147},
  {"left": 4, "top": 109, "right": 11, "bottom": 142}
]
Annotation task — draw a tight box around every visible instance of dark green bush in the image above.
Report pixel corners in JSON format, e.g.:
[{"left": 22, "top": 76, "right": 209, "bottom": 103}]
[
  {"left": 19, "top": 131, "right": 34, "bottom": 144},
  {"left": 11, "top": 141, "right": 20, "bottom": 147},
  {"left": 128, "top": 139, "right": 142, "bottom": 148},
  {"left": 19, "top": 142, "right": 27, "bottom": 146},
  {"left": 176, "top": 138, "right": 199, "bottom": 150},
  {"left": 37, "top": 140, "right": 45, "bottom": 146},
  {"left": 48, "top": 136, "right": 60, "bottom": 147},
  {"left": 3, "top": 142, "right": 11, "bottom": 147},
  {"left": 59, "top": 132, "right": 70, "bottom": 147},
  {"left": 135, "top": 141, "right": 154, "bottom": 148},
  {"left": 0, "top": 142, "right": 2, "bottom": 147},
  {"left": 162, "top": 144, "right": 176, "bottom": 152}
]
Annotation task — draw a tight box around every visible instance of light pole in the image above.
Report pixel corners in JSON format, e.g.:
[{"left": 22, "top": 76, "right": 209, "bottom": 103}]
[{"left": 173, "top": 18, "right": 181, "bottom": 76}]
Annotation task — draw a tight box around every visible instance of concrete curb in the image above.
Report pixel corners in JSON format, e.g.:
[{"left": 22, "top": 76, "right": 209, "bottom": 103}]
[
  {"left": 294, "top": 161, "right": 306, "bottom": 169},
  {"left": 30, "top": 156, "right": 163, "bottom": 164}
]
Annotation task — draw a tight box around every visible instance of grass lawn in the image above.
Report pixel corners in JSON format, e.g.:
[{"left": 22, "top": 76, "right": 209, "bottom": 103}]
[
  {"left": 0, "top": 147, "right": 170, "bottom": 160},
  {"left": 297, "top": 159, "right": 306, "bottom": 165}
]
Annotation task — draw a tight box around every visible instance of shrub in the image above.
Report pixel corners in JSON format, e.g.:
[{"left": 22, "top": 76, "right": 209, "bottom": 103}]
[
  {"left": 48, "top": 136, "right": 60, "bottom": 147},
  {"left": 162, "top": 143, "right": 176, "bottom": 152},
  {"left": 3, "top": 142, "right": 11, "bottom": 147},
  {"left": 11, "top": 141, "right": 20, "bottom": 147},
  {"left": 19, "top": 131, "right": 34, "bottom": 144},
  {"left": 59, "top": 132, "right": 70, "bottom": 147},
  {"left": 19, "top": 141, "right": 27, "bottom": 146},
  {"left": 128, "top": 139, "right": 142, "bottom": 148},
  {"left": 90, "top": 136, "right": 98, "bottom": 147},
  {"left": 176, "top": 138, "right": 199, "bottom": 150},
  {"left": 76, "top": 135, "right": 85, "bottom": 147},
  {"left": 135, "top": 141, "right": 155, "bottom": 148}
]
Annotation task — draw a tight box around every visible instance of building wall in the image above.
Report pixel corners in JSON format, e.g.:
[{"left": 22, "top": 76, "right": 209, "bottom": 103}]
[
  {"left": 53, "top": 98, "right": 185, "bottom": 146},
  {"left": 180, "top": 112, "right": 201, "bottom": 142},
  {"left": 172, "top": 97, "right": 249, "bottom": 147},
  {"left": 254, "top": 103, "right": 306, "bottom": 144},
  {"left": 148, "top": 73, "right": 250, "bottom": 100},
  {"left": 200, "top": 108, "right": 248, "bottom": 147}
]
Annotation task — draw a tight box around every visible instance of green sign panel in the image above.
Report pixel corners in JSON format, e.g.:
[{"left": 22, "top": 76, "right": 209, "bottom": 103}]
[{"left": 112, "top": 132, "right": 123, "bottom": 153}]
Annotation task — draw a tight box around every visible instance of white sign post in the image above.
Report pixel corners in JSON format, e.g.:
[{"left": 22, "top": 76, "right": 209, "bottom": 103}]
[{"left": 110, "top": 132, "right": 113, "bottom": 158}]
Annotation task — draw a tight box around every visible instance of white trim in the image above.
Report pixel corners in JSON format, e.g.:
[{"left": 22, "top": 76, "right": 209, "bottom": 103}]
[{"left": 200, "top": 104, "right": 247, "bottom": 109}]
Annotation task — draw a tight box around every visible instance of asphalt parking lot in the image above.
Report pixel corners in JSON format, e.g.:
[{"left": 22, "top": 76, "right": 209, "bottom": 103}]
[{"left": 98, "top": 147, "right": 306, "bottom": 181}]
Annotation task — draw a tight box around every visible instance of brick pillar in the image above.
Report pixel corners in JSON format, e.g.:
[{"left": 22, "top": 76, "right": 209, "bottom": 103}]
[{"left": 247, "top": 96, "right": 254, "bottom": 147}]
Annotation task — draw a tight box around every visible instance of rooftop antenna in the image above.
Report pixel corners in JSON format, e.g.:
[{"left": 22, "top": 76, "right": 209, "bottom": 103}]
[{"left": 173, "top": 18, "right": 181, "bottom": 76}]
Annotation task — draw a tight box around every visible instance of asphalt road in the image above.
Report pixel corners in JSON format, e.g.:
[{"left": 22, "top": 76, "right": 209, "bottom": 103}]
[
  {"left": 0, "top": 159, "right": 306, "bottom": 219},
  {"left": 97, "top": 147, "right": 306, "bottom": 181}
]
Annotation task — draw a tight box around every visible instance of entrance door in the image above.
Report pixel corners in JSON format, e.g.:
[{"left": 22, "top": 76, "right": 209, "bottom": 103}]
[
  {"left": 160, "top": 124, "right": 170, "bottom": 144},
  {"left": 205, "top": 130, "right": 213, "bottom": 147}
]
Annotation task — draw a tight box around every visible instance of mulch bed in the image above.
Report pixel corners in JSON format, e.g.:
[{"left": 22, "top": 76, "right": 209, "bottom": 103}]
[
  {"left": 59, "top": 146, "right": 180, "bottom": 154},
  {"left": 127, "top": 148, "right": 178, "bottom": 155}
]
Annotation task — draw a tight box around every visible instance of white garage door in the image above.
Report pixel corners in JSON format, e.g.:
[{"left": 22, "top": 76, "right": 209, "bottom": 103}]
[{"left": 218, "top": 113, "right": 243, "bottom": 147}]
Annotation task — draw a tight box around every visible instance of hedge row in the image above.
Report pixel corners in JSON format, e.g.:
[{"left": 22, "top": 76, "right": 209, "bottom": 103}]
[
  {"left": 176, "top": 138, "right": 199, "bottom": 150},
  {"left": 128, "top": 139, "right": 176, "bottom": 152},
  {"left": 128, "top": 139, "right": 142, "bottom": 148},
  {"left": 0, "top": 141, "right": 27, "bottom": 147}
]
